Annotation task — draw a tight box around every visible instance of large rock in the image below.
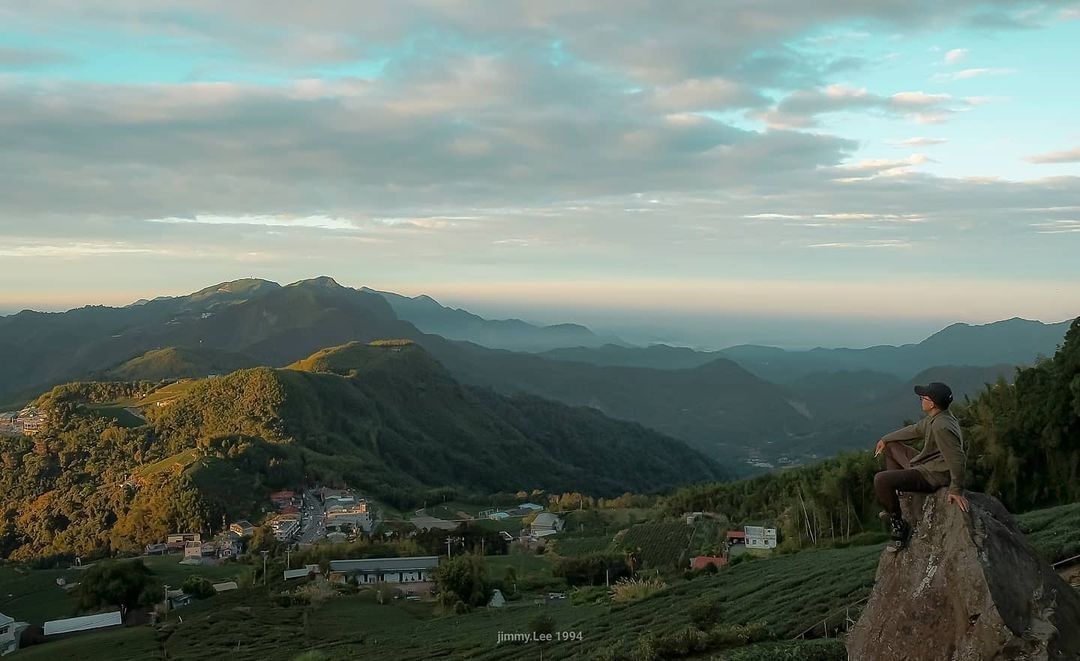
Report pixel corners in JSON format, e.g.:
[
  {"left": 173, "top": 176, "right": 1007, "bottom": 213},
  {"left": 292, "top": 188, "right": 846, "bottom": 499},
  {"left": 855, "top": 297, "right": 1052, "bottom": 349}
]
[{"left": 847, "top": 490, "right": 1080, "bottom": 660}]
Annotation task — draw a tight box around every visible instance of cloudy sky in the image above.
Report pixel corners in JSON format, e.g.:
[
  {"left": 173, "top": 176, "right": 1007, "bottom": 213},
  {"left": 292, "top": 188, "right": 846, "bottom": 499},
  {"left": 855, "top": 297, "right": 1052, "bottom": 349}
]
[{"left": 1, "top": 1, "right": 1078, "bottom": 348}]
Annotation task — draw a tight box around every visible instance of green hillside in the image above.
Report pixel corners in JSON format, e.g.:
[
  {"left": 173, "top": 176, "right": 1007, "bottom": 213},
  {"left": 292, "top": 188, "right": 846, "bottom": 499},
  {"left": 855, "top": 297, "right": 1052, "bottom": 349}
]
[
  {"left": 0, "top": 342, "right": 723, "bottom": 560},
  {"left": 107, "top": 347, "right": 258, "bottom": 380}
]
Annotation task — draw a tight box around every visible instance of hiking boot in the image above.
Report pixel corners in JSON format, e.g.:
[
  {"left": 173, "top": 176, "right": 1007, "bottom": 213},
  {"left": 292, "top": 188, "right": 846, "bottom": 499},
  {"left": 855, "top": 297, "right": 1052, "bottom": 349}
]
[{"left": 886, "top": 515, "right": 911, "bottom": 553}]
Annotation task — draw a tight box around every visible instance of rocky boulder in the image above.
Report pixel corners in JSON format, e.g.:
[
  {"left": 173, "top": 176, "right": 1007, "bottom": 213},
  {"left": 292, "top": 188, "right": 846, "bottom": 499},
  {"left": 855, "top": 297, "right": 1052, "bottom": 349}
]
[{"left": 847, "top": 490, "right": 1080, "bottom": 660}]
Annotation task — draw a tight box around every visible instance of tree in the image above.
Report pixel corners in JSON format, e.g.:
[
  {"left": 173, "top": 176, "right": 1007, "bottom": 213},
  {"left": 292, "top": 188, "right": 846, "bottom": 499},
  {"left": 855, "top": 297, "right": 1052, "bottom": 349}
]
[
  {"left": 434, "top": 554, "right": 490, "bottom": 611},
  {"left": 76, "top": 559, "right": 159, "bottom": 611},
  {"left": 181, "top": 576, "right": 216, "bottom": 599}
]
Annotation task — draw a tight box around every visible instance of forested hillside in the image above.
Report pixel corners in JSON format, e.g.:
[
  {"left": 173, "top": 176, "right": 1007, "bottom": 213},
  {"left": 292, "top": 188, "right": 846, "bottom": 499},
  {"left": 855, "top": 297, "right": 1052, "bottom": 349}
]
[
  {"left": 0, "top": 342, "right": 723, "bottom": 561},
  {"left": 667, "top": 317, "right": 1080, "bottom": 546}
]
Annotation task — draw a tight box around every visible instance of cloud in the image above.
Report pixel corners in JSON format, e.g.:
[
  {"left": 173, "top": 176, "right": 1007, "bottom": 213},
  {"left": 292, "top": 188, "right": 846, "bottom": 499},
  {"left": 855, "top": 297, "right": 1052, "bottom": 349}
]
[
  {"left": 0, "top": 73, "right": 856, "bottom": 223},
  {"left": 1030, "top": 220, "right": 1080, "bottom": 233},
  {"left": 933, "top": 67, "right": 1016, "bottom": 81},
  {"left": 0, "top": 0, "right": 1076, "bottom": 307},
  {"left": 0, "top": 45, "right": 74, "bottom": 69},
  {"left": 649, "top": 77, "right": 770, "bottom": 111},
  {"left": 758, "top": 85, "right": 968, "bottom": 128},
  {"left": 888, "top": 137, "right": 948, "bottom": 147},
  {"left": 1025, "top": 146, "right": 1080, "bottom": 164},
  {"left": 943, "top": 48, "right": 969, "bottom": 64},
  {"left": 0, "top": 241, "right": 164, "bottom": 258},
  {"left": 808, "top": 239, "right": 912, "bottom": 248}
]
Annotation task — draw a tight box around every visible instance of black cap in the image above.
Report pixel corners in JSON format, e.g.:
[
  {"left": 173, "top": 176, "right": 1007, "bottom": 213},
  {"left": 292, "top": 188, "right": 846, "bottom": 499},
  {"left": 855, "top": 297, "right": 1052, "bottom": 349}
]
[{"left": 914, "top": 382, "right": 953, "bottom": 409}]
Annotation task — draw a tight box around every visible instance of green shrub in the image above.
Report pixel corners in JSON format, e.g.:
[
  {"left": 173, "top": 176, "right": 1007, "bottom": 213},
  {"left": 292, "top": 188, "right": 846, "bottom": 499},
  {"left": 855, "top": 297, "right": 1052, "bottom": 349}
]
[
  {"left": 529, "top": 613, "right": 556, "bottom": 637},
  {"left": 688, "top": 594, "right": 723, "bottom": 628},
  {"left": 570, "top": 585, "right": 609, "bottom": 605},
  {"left": 610, "top": 577, "right": 666, "bottom": 603},
  {"left": 181, "top": 576, "right": 216, "bottom": 599}
]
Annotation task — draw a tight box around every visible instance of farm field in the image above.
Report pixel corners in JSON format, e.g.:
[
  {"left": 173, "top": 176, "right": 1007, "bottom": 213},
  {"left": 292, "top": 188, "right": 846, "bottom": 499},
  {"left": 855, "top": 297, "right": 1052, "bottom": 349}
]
[
  {"left": 1016, "top": 501, "right": 1080, "bottom": 563},
  {"left": 134, "top": 380, "right": 200, "bottom": 407},
  {"left": 616, "top": 520, "right": 694, "bottom": 571},
  {"left": 12, "top": 544, "right": 881, "bottom": 660},
  {"left": 553, "top": 535, "right": 614, "bottom": 556},
  {"left": 7, "top": 501, "right": 1077, "bottom": 660}
]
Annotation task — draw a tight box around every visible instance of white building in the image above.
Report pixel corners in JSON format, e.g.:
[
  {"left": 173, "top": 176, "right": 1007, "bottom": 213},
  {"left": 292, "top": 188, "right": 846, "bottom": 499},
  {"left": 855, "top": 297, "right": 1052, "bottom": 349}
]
[
  {"left": 743, "top": 526, "right": 777, "bottom": 550},
  {"left": 329, "top": 556, "right": 439, "bottom": 584},
  {"left": 2, "top": 612, "right": 29, "bottom": 657},
  {"left": 43, "top": 611, "right": 122, "bottom": 637},
  {"left": 530, "top": 512, "right": 564, "bottom": 537}
]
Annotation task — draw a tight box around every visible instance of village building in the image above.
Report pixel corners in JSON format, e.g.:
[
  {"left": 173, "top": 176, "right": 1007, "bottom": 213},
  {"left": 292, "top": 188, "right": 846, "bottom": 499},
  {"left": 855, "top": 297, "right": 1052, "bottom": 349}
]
[
  {"left": 329, "top": 556, "right": 439, "bottom": 585},
  {"left": 183, "top": 541, "right": 218, "bottom": 563},
  {"left": 283, "top": 565, "right": 321, "bottom": 581},
  {"left": 326, "top": 507, "right": 373, "bottom": 533},
  {"left": 530, "top": 512, "right": 564, "bottom": 537},
  {"left": 690, "top": 556, "right": 728, "bottom": 571},
  {"left": 229, "top": 520, "right": 255, "bottom": 538},
  {"left": 167, "top": 532, "right": 201, "bottom": 546},
  {"left": 488, "top": 589, "right": 506, "bottom": 608},
  {"left": 269, "top": 514, "right": 300, "bottom": 541},
  {"left": 144, "top": 542, "right": 168, "bottom": 555},
  {"left": 15, "top": 407, "right": 47, "bottom": 435},
  {"left": 744, "top": 525, "right": 778, "bottom": 550},
  {"left": 43, "top": 611, "right": 122, "bottom": 637},
  {"left": 2, "top": 611, "right": 30, "bottom": 657}
]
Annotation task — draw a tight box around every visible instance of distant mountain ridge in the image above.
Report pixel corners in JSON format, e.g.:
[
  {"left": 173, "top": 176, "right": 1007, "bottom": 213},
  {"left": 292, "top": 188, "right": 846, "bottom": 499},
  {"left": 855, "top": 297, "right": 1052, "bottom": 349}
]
[
  {"left": 363, "top": 287, "right": 623, "bottom": 351},
  {"left": 538, "top": 317, "right": 1071, "bottom": 382}
]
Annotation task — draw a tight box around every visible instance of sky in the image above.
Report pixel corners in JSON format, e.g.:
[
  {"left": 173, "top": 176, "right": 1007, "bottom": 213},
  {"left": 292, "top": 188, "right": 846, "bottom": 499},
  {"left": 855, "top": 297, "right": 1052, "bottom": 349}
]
[{"left": 1, "top": 1, "right": 1078, "bottom": 348}]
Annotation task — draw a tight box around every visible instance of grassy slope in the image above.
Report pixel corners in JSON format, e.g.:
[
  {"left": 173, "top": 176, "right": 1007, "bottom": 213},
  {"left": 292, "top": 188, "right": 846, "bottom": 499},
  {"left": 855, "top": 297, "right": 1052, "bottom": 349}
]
[{"left": 0, "top": 565, "right": 82, "bottom": 622}]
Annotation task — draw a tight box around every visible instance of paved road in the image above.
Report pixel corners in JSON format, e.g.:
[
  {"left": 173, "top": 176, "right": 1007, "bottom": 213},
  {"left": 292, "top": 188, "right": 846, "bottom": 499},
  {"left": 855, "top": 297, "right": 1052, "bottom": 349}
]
[{"left": 297, "top": 493, "right": 326, "bottom": 545}]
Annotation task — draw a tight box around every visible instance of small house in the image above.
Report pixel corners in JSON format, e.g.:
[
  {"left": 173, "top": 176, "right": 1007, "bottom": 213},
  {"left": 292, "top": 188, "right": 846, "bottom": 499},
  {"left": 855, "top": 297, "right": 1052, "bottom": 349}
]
[
  {"left": 229, "top": 521, "right": 255, "bottom": 538},
  {"left": 690, "top": 556, "right": 728, "bottom": 571},
  {"left": 744, "top": 526, "right": 777, "bottom": 550},
  {"left": 2, "top": 611, "right": 30, "bottom": 656},
  {"left": 530, "top": 512, "right": 564, "bottom": 537},
  {"left": 167, "top": 533, "right": 202, "bottom": 545}
]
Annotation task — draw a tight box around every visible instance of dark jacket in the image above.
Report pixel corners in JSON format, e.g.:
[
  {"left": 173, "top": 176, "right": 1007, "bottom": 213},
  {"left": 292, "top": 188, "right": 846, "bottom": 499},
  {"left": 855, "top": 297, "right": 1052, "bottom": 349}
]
[{"left": 881, "top": 409, "right": 966, "bottom": 495}]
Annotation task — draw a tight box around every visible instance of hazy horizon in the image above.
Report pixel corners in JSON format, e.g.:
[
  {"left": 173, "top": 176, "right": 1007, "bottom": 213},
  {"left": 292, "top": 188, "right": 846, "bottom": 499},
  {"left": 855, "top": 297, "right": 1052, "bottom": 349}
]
[{"left": 1, "top": 274, "right": 1073, "bottom": 350}]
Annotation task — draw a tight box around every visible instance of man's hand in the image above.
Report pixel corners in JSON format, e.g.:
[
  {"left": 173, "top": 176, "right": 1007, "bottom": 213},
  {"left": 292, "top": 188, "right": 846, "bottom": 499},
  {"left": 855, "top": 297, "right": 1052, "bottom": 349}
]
[
  {"left": 874, "top": 438, "right": 887, "bottom": 456},
  {"left": 947, "top": 492, "right": 968, "bottom": 512}
]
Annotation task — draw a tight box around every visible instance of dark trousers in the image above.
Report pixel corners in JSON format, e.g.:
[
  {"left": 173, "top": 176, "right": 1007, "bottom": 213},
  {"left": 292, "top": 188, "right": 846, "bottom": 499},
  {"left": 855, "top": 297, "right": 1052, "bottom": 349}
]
[{"left": 874, "top": 442, "right": 937, "bottom": 515}]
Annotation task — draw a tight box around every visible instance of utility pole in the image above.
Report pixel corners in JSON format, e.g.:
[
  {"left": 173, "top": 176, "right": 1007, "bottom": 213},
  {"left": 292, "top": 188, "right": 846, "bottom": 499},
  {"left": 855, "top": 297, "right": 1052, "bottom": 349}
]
[
  {"left": 446, "top": 536, "right": 451, "bottom": 558},
  {"left": 286, "top": 548, "right": 291, "bottom": 570},
  {"left": 163, "top": 584, "right": 171, "bottom": 616},
  {"left": 261, "top": 551, "right": 269, "bottom": 587}
]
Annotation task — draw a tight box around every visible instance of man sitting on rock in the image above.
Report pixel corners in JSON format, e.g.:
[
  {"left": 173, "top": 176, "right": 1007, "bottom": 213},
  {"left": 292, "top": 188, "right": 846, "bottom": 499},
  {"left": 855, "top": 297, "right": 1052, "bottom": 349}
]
[{"left": 873, "top": 381, "right": 969, "bottom": 551}]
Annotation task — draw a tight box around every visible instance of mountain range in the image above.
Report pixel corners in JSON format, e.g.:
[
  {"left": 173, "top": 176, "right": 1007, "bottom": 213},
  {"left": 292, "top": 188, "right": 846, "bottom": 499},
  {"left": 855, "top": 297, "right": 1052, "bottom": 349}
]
[{"left": 0, "top": 277, "right": 1070, "bottom": 472}]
